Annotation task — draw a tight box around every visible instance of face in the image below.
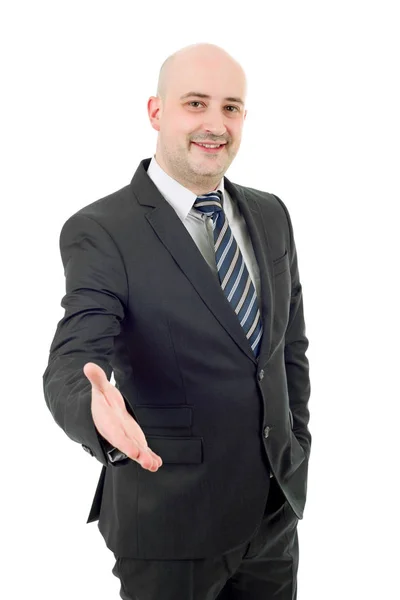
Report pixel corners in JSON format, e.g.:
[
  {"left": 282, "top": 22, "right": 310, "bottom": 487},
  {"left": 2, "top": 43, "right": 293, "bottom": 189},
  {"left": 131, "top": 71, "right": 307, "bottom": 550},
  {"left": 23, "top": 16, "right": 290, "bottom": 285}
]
[{"left": 148, "top": 51, "right": 247, "bottom": 194}]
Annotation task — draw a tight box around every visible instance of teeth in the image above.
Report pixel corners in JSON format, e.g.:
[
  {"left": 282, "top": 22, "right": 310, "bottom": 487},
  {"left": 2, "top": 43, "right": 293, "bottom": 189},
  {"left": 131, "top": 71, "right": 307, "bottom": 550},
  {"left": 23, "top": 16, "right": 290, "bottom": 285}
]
[{"left": 197, "top": 143, "right": 221, "bottom": 148}]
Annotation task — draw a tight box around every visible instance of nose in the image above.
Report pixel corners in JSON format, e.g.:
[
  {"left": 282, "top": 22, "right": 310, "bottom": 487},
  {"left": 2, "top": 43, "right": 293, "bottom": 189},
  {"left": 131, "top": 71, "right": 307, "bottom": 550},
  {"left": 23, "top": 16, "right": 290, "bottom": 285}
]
[{"left": 202, "top": 108, "right": 227, "bottom": 137}]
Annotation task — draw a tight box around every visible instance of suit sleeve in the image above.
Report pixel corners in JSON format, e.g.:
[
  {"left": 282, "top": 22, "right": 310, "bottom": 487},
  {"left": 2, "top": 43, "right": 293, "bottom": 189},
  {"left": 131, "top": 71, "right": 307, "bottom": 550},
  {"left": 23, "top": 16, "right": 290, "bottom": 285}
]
[
  {"left": 273, "top": 195, "right": 312, "bottom": 460},
  {"left": 42, "top": 213, "right": 130, "bottom": 467}
]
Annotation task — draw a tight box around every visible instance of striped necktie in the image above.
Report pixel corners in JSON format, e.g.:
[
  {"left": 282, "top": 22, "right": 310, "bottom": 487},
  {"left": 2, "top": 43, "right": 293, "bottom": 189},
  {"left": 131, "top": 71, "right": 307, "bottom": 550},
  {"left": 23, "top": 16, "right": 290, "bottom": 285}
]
[{"left": 194, "top": 191, "right": 263, "bottom": 358}]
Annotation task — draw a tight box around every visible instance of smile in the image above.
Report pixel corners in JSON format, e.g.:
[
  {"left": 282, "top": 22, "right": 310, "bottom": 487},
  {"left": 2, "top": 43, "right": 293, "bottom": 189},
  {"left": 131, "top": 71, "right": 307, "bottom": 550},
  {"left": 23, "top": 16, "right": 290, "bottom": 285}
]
[{"left": 191, "top": 142, "right": 226, "bottom": 153}]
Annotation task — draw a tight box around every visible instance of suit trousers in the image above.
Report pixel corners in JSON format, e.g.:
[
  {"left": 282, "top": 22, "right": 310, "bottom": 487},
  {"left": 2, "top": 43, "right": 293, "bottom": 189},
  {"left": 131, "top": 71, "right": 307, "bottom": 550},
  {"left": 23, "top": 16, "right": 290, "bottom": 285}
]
[{"left": 111, "top": 476, "right": 299, "bottom": 600}]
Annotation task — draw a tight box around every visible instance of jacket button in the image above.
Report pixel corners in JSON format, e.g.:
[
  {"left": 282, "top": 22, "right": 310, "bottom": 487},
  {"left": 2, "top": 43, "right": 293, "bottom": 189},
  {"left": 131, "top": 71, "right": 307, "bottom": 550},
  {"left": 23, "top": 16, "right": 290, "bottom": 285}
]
[
  {"left": 258, "top": 369, "right": 265, "bottom": 381},
  {"left": 263, "top": 426, "right": 270, "bottom": 438}
]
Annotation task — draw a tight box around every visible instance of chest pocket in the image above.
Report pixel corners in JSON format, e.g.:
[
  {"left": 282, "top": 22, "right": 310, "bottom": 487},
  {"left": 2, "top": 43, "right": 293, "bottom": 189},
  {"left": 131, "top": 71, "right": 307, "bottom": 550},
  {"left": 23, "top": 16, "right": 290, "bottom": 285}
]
[{"left": 272, "top": 250, "right": 289, "bottom": 276}]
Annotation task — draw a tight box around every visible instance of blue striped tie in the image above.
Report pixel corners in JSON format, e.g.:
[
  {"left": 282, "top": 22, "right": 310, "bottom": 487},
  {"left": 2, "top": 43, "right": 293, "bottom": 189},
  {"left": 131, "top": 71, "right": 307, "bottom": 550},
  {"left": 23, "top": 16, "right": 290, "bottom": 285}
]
[{"left": 194, "top": 191, "right": 263, "bottom": 358}]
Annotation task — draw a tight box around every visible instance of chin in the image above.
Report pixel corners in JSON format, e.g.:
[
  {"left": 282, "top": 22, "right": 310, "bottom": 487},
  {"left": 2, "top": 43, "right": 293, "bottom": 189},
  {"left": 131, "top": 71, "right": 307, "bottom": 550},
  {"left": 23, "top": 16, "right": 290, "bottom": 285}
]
[{"left": 191, "top": 165, "right": 224, "bottom": 177}]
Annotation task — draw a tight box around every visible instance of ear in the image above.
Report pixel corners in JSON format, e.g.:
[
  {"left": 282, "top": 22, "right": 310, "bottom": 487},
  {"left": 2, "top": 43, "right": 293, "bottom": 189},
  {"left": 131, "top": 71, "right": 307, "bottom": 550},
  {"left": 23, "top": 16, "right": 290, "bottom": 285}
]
[
  {"left": 148, "top": 96, "right": 162, "bottom": 132},
  {"left": 244, "top": 109, "right": 248, "bottom": 121}
]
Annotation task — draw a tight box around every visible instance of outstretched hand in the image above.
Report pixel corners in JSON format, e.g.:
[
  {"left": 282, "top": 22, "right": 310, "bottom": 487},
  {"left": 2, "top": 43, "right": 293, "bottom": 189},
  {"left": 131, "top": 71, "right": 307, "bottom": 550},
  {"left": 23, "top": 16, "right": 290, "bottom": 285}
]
[{"left": 83, "top": 362, "right": 162, "bottom": 472}]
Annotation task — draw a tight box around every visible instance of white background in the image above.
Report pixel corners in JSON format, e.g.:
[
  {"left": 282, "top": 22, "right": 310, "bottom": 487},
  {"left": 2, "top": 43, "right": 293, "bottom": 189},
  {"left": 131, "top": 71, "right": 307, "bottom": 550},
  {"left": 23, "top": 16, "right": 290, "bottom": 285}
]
[{"left": 1, "top": 1, "right": 399, "bottom": 598}]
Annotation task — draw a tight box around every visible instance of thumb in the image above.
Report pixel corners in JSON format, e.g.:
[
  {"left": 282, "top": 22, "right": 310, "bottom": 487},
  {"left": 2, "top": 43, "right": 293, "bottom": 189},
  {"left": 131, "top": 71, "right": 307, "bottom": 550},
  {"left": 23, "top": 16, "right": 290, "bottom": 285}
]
[{"left": 83, "top": 362, "right": 108, "bottom": 392}]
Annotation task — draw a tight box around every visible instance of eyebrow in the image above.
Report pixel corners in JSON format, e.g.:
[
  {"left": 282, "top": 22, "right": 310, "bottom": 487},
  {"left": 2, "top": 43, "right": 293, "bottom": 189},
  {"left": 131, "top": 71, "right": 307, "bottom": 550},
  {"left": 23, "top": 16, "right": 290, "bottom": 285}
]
[{"left": 180, "top": 92, "right": 244, "bottom": 106}]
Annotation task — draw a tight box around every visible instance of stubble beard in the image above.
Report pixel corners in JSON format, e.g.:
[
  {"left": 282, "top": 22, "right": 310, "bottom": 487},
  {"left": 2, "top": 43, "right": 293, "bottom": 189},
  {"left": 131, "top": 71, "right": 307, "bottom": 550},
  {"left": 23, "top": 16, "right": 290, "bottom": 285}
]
[{"left": 174, "top": 144, "right": 234, "bottom": 189}]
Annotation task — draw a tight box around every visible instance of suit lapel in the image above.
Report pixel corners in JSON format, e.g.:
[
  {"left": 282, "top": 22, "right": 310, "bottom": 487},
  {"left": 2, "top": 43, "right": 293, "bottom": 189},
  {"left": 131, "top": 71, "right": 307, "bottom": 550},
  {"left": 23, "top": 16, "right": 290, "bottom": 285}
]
[{"left": 131, "top": 159, "right": 273, "bottom": 366}]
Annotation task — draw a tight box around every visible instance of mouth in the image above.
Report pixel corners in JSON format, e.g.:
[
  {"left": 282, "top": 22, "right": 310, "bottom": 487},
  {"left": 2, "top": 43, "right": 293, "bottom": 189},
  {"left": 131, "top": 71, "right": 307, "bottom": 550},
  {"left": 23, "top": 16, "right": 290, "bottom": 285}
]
[{"left": 191, "top": 142, "right": 226, "bottom": 154}]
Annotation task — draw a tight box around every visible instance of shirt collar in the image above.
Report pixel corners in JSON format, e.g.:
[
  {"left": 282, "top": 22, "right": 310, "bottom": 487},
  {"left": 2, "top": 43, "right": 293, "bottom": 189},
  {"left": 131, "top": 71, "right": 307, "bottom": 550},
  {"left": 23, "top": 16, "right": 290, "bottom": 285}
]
[{"left": 147, "top": 155, "right": 225, "bottom": 221}]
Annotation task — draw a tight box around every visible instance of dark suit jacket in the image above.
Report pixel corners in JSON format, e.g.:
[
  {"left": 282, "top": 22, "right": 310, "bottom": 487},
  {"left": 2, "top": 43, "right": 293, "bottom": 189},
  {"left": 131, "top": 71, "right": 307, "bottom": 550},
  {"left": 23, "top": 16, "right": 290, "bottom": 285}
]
[{"left": 42, "top": 157, "right": 311, "bottom": 560}]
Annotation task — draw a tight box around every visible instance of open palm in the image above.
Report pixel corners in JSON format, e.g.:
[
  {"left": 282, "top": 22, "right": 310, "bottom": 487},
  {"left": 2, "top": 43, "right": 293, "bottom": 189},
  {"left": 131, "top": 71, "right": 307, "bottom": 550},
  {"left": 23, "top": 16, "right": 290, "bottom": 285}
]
[{"left": 83, "top": 362, "right": 162, "bottom": 472}]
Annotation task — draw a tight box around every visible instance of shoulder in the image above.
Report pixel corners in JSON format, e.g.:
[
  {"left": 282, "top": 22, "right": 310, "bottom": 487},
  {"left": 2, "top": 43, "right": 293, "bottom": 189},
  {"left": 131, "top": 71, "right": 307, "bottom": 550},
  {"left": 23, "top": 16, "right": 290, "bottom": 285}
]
[
  {"left": 230, "top": 180, "right": 291, "bottom": 222},
  {"left": 70, "top": 183, "right": 133, "bottom": 222},
  {"left": 60, "top": 183, "right": 136, "bottom": 238}
]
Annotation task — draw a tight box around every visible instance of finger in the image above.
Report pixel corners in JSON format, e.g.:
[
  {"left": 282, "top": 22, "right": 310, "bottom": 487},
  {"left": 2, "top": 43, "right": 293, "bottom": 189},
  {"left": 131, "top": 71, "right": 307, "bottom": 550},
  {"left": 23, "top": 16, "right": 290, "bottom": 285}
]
[
  {"left": 148, "top": 448, "right": 163, "bottom": 466},
  {"left": 95, "top": 398, "right": 162, "bottom": 470},
  {"left": 137, "top": 445, "right": 162, "bottom": 469},
  {"left": 119, "top": 415, "right": 162, "bottom": 466},
  {"left": 83, "top": 362, "right": 109, "bottom": 392},
  {"left": 127, "top": 441, "right": 160, "bottom": 470},
  {"left": 138, "top": 446, "right": 160, "bottom": 470},
  {"left": 103, "top": 431, "right": 144, "bottom": 465},
  {"left": 109, "top": 430, "right": 160, "bottom": 471},
  {"left": 92, "top": 400, "right": 156, "bottom": 470},
  {"left": 122, "top": 413, "right": 162, "bottom": 467},
  {"left": 120, "top": 412, "right": 148, "bottom": 448}
]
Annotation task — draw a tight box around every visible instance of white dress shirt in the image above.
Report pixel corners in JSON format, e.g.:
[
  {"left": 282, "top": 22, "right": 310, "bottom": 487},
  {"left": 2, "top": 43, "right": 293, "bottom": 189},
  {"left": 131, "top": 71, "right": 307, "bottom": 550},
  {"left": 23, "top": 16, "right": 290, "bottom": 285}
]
[{"left": 147, "top": 156, "right": 262, "bottom": 304}]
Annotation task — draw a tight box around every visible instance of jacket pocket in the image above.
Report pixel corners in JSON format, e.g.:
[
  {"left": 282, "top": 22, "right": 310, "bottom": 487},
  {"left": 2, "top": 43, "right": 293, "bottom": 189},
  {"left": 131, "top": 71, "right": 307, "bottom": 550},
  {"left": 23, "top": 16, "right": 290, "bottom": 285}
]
[{"left": 273, "top": 250, "right": 289, "bottom": 276}]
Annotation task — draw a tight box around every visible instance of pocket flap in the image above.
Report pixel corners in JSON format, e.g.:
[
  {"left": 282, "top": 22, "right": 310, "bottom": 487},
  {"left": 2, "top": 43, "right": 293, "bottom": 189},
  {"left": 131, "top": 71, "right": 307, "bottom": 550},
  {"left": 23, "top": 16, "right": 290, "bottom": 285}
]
[{"left": 273, "top": 250, "right": 289, "bottom": 275}]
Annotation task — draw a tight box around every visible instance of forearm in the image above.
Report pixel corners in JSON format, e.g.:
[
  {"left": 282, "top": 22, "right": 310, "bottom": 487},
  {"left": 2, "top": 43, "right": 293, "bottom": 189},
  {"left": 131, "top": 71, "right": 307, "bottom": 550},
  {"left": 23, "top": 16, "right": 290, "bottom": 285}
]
[
  {"left": 284, "top": 286, "right": 311, "bottom": 459},
  {"left": 43, "top": 212, "right": 130, "bottom": 467},
  {"left": 274, "top": 194, "right": 312, "bottom": 459},
  {"left": 43, "top": 354, "right": 112, "bottom": 466}
]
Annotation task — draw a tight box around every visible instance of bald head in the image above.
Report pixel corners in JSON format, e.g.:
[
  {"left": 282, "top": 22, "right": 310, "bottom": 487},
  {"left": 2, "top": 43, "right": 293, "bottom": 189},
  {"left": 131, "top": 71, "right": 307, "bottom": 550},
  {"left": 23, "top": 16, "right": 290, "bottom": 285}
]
[
  {"left": 156, "top": 43, "right": 247, "bottom": 103},
  {"left": 148, "top": 43, "right": 248, "bottom": 194}
]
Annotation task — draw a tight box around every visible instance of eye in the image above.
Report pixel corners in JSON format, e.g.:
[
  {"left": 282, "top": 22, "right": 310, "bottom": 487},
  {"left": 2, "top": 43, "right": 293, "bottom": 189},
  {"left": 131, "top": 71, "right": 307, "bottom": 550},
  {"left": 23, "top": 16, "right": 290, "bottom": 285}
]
[{"left": 187, "top": 102, "right": 240, "bottom": 112}]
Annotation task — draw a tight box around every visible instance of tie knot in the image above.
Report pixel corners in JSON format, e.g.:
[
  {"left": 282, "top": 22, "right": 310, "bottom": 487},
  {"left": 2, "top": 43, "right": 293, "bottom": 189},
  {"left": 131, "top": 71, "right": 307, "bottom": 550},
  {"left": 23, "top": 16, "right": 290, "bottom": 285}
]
[{"left": 193, "top": 191, "right": 223, "bottom": 217}]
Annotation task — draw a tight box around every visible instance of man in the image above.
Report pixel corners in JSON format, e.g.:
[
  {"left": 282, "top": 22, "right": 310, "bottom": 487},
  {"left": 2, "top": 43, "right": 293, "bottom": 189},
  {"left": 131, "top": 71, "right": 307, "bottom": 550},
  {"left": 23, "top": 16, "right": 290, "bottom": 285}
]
[{"left": 43, "top": 43, "right": 311, "bottom": 599}]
